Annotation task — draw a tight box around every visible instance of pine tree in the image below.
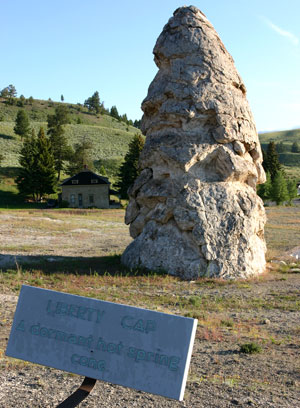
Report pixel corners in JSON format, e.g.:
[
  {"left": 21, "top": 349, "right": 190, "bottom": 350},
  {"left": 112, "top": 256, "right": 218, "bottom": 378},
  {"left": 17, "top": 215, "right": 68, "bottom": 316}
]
[
  {"left": 291, "top": 142, "right": 300, "bottom": 153},
  {"left": 14, "top": 109, "right": 31, "bottom": 140},
  {"left": 265, "top": 142, "right": 282, "bottom": 181},
  {"left": 120, "top": 113, "right": 128, "bottom": 124},
  {"left": 0, "top": 87, "right": 9, "bottom": 99},
  {"left": 287, "top": 179, "right": 298, "bottom": 205},
  {"left": 35, "top": 127, "right": 57, "bottom": 200},
  {"left": 65, "top": 138, "right": 94, "bottom": 176},
  {"left": 7, "top": 84, "right": 17, "bottom": 103},
  {"left": 110, "top": 105, "right": 119, "bottom": 120},
  {"left": 276, "top": 142, "right": 288, "bottom": 153},
  {"left": 257, "top": 172, "right": 272, "bottom": 201},
  {"left": 16, "top": 130, "right": 39, "bottom": 200},
  {"left": 17, "top": 95, "right": 26, "bottom": 107},
  {"left": 1, "top": 84, "right": 17, "bottom": 104},
  {"left": 84, "top": 91, "right": 101, "bottom": 114},
  {"left": 47, "top": 105, "right": 71, "bottom": 180},
  {"left": 16, "top": 128, "right": 56, "bottom": 202},
  {"left": 270, "top": 171, "right": 289, "bottom": 205},
  {"left": 116, "top": 134, "right": 145, "bottom": 199}
]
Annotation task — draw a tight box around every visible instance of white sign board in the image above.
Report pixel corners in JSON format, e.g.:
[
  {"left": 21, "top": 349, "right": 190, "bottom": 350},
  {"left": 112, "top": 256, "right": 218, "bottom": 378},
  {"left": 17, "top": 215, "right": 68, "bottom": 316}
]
[{"left": 6, "top": 285, "right": 197, "bottom": 400}]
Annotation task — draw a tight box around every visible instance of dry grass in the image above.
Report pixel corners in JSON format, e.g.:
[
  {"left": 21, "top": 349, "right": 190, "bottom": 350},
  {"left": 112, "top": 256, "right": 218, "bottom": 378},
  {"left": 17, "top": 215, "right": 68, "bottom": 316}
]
[
  {"left": 265, "top": 205, "right": 300, "bottom": 259},
  {"left": 0, "top": 206, "right": 299, "bottom": 316}
]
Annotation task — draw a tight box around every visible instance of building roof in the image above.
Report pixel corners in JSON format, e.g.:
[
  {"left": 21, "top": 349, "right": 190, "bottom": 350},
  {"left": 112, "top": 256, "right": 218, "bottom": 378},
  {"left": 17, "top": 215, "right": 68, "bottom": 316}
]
[{"left": 61, "top": 170, "right": 110, "bottom": 186}]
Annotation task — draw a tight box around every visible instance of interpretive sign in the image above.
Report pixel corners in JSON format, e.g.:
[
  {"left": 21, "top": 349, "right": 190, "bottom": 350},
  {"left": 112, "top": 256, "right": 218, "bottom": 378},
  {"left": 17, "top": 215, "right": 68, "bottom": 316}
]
[{"left": 6, "top": 285, "right": 197, "bottom": 400}]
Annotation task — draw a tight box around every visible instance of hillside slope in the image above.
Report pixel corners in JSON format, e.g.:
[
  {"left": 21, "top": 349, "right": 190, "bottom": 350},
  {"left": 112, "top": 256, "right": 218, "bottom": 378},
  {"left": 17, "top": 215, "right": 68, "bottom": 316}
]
[
  {"left": 0, "top": 98, "right": 141, "bottom": 181},
  {"left": 259, "top": 128, "right": 300, "bottom": 172},
  {"left": 259, "top": 128, "right": 300, "bottom": 144}
]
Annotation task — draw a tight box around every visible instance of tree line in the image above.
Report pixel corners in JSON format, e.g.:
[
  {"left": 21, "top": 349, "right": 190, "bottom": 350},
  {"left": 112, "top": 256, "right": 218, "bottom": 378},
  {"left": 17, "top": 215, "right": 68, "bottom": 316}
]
[
  {"left": 1, "top": 85, "right": 141, "bottom": 129},
  {"left": 258, "top": 142, "right": 298, "bottom": 205},
  {"left": 273, "top": 141, "right": 300, "bottom": 153}
]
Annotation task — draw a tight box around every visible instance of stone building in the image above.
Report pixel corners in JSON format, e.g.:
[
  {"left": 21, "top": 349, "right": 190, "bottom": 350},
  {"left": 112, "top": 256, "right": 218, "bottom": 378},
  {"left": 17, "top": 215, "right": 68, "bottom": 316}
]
[{"left": 61, "top": 169, "right": 110, "bottom": 208}]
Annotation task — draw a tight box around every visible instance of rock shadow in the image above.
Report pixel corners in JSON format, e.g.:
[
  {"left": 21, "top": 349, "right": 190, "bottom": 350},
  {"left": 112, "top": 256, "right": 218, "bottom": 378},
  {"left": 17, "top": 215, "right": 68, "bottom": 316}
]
[{"left": 0, "top": 254, "right": 158, "bottom": 276}]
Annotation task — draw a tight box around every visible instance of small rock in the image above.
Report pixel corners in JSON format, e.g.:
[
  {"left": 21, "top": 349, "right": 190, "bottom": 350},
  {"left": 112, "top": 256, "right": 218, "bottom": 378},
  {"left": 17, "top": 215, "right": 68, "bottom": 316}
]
[{"left": 261, "top": 318, "right": 271, "bottom": 325}]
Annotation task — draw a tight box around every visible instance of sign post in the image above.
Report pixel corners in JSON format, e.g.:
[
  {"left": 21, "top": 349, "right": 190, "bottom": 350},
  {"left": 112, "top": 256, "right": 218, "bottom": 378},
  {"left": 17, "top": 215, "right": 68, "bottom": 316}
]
[{"left": 6, "top": 285, "right": 197, "bottom": 403}]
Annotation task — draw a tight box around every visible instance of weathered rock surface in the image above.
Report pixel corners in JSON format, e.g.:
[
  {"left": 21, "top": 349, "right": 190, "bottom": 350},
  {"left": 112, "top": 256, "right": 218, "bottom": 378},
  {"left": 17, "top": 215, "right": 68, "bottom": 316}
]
[{"left": 122, "top": 5, "right": 266, "bottom": 279}]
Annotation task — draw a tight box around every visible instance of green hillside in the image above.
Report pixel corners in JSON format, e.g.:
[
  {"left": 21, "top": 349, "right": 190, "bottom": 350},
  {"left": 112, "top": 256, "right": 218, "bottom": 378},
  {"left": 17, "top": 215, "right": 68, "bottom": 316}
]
[
  {"left": 0, "top": 97, "right": 141, "bottom": 184},
  {"left": 259, "top": 128, "right": 300, "bottom": 145},
  {"left": 259, "top": 129, "right": 300, "bottom": 178}
]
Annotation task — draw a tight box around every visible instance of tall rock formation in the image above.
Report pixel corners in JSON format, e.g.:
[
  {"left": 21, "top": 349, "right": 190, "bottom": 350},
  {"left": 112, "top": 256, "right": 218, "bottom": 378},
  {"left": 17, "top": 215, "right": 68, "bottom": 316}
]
[{"left": 122, "top": 6, "right": 266, "bottom": 279}]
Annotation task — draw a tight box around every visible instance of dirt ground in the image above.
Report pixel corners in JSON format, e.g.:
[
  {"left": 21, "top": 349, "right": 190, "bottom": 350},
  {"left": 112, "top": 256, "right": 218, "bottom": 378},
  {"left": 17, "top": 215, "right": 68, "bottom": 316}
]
[
  {"left": 0, "top": 210, "right": 132, "bottom": 269},
  {"left": 0, "top": 210, "right": 299, "bottom": 407}
]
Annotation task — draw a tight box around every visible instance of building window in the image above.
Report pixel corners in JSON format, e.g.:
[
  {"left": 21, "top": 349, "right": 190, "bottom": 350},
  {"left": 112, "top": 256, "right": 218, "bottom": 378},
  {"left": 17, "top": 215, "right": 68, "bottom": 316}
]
[
  {"left": 70, "top": 194, "right": 75, "bottom": 204},
  {"left": 72, "top": 180, "right": 79, "bottom": 184},
  {"left": 89, "top": 194, "right": 94, "bottom": 204},
  {"left": 91, "top": 179, "right": 98, "bottom": 184}
]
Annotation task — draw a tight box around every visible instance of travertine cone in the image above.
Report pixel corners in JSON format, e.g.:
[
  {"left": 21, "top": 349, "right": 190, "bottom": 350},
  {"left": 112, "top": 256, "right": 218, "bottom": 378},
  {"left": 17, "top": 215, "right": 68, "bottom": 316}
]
[{"left": 122, "top": 6, "right": 266, "bottom": 279}]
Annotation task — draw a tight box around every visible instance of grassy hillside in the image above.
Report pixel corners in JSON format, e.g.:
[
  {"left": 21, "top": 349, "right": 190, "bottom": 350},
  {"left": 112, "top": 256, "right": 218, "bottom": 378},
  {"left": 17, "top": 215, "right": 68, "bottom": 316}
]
[
  {"left": 0, "top": 98, "right": 141, "bottom": 187},
  {"left": 259, "top": 129, "right": 300, "bottom": 178},
  {"left": 259, "top": 128, "right": 300, "bottom": 144}
]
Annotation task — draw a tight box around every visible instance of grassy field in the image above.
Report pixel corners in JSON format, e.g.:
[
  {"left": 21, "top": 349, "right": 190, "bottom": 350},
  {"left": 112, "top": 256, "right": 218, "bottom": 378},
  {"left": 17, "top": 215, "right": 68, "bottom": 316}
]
[
  {"left": 0, "top": 206, "right": 299, "bottom": 325},
  {"left": 0, "top": 204, "right": 299, "bottom": 281}
]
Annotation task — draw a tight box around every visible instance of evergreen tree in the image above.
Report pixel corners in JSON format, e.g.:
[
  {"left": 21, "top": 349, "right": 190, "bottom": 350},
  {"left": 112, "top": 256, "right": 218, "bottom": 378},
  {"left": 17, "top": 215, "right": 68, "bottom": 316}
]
[
  {"left": 65, "top": 138, "right": 94, "bottom": 176},
  {"left": 265, "top": 141, "right": 282, "bottom": 181},
  {"left": 61, "top": 94, "right": 64, "bottom": 102},
  {"left": 47, "top": 105, "right": 71, "bottom": 180},
  {"left": 84, "top": 91, "right": 102, "bottom": 114},
  {"left": 287, "top": 179, "right": 298, "bottom": 205},
  {"left": 35, "top": 127, "right": 57, "bottom": 200},
  {"left": 14, "top": 109, "right": 31, "bottom": 140},
  {"left": 116, "top": 134, "right": 145, "bottom": 199},
  {"left": 0, "top": 87, "right": 9, "bottom": 99},
  {"left": 110, "top": 105, "right": 119, "bottom": 120},
  {"left": 257, "top": 172, "right": 272, "bottom": 201},
  {"left": 276, "top": 142, "right": 289, "bottom": 153},
  {"left": 291, "top": 142, "right": 300, "bottom": 153},
  {"left": 17, "top": 95, "right": 26, "bottom": 107},
  {"left": 270, "top": 171, "right": 289, "bottom": 205},
  {"left": 16, "top": 128, "right": 56, "bottom": 202},
  {"left": 8, "top": 84, "right": 17, "bottom": 99},
  {"left": 1, "top": 84, "right": 17, "bottom": 104},
  {"left": 120, "top": 113, "right": 128, "bottom": 124},
  {"left": 133, "top": 119, "right": 141, "bottom": 129},
  {"left": 15, "top": 130, "right": 38, "bottom": 200}
]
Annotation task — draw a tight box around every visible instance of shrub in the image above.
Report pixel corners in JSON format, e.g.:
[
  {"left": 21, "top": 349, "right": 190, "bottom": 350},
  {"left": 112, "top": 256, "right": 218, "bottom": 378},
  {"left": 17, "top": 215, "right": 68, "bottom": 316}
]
[{"left": 239, "top": 342, "right": 262, "bottom": 354}]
